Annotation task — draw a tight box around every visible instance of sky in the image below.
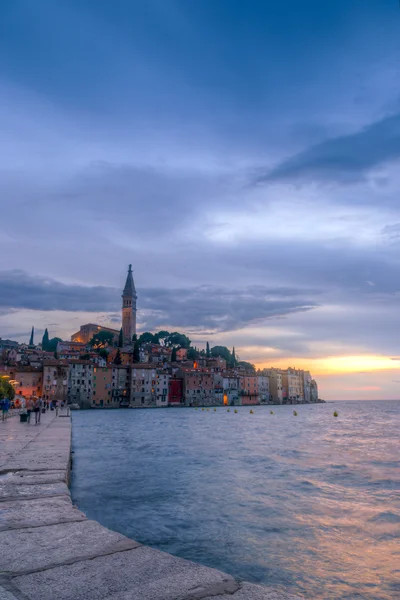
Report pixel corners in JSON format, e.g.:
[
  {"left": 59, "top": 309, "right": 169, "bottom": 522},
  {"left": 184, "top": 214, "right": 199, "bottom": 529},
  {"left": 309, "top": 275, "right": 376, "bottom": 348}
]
[{"left": 1, "top": 0, "right": 400, "bottom": 400}]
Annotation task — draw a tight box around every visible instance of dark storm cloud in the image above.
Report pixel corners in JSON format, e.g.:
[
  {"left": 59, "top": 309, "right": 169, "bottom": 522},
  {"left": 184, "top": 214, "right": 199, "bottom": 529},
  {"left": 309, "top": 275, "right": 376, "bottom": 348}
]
[
  {"left": 140, "top": 286, "right": 318, "bottom": 332},
  {"left": 258, "top": 112, "right": 400, "bottom": 185},
  {"left": 0, "top": 270, "right": 119, "bottom": 312},
  {"left": 0, "top": 270, "right": 318, "bottom": 332}
]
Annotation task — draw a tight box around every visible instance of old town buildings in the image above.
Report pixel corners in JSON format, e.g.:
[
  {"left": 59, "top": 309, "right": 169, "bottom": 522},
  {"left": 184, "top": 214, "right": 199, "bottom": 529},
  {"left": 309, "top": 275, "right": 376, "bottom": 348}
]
[
  {"left": 2, "top": 345, "right": 320, "bottom": 408},
  {"left": 1, "top": 265, "right": 321, "bottom": 408}
]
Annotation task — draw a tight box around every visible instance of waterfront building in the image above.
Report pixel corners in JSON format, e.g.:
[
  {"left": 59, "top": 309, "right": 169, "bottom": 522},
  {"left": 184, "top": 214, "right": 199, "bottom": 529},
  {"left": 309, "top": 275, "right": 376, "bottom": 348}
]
[
  {"left": 92, "top": 366, "right": 113, "bottom": 408},
  {"left": 182, "top": 369, "right": 214, "bottom": 406},
  {"left": 122, "top": 264, "right": 137, "bottom": 345},
  {"left": 111, "top": 365, "right": 130, "bottom": 406},
  {"left": 131, "top": 365, "right": 157, "bottom": 407},
  {"left": 257, "top": 375, "right": 270, "bottom": 403},
  {"left": 239, "top": 374, "right": 259, "bottom": 405},
  {"left": 13, "top": 366, "right": 43, "bottom": 398},
  {"left": 265, "top": 369, "right": 283, "bottom": 404},
  {"left": 222, "top": 373, "right": 240, "bottom": 405},
  {"left": 68, "top": 360, "right": 93, "bottom": 408},
  {"left": 155, "top": 369, "right": 169, "bottom": 406},
  {"left": 281, "top": 369, "right": 304, "bottom": 403},
  {"left": 213, "top": 373, "right": 224, "bottom": 405},
  {"left": 168, "top": 376, "right": 183, "bottom": 405},
  {"left": 43, "top": 360, "right": 69, "bottom": 404}
]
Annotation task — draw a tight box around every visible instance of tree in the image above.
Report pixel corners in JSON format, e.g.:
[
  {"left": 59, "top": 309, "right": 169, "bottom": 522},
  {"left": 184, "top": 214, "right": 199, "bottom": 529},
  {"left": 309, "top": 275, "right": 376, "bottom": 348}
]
[
  {"left": 0, "top": 378, "right": 15, "bottom": 401},
  {"left": 138, "top": 332, "right": 157, "bottom": 345},
  {"left": 155, "top": 330, "right": 170, "bottom": 345},
  {"left": 133, "top": 340, "right": 140, "bottom": 363},
  {"left": 206, "top": 341, "right": 210, "bottom": 358},
  {"left": 79, "top": 354, "right": 91, "bottom": 360},
  {"left": 118, "top": 328, "right": 123, "bottom": 348},
  {"left": 114, "top": 349, "right": 122, "bottom": 365},
  {"left": 47, "top": 337, "right": 62, "bottom": 353},
  {"left": 187, "top": 346, "right": 199, "bottom": 360},
  {"left": 210, "top": 345, "right": 232, "bottom": 364},
  {"left": 42, "top": 328, "right": 49, "bottom": 351},
  {"left": 231, "top": 347, "right": 236, "bottom": 368},
  {"left": 132, "top": 334, "right": 137, "bottom": 343},
  {"left": 90, "top": 331, "right": 115, "bottom": 349},
  {"left": 29, "top": 326, "right": 34, "bottom": 346},
  {"left": 164, "top": 332, "right": 191, "bottom": 349},
  {"left": 171, "top": 347, "right": 177, "bottom": 362}
]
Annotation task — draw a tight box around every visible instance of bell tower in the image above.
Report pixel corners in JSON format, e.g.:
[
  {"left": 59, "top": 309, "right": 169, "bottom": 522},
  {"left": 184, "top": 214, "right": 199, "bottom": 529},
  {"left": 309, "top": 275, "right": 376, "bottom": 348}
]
[{"left": 122, "top": 264, "right": 137, "bottom": 345}]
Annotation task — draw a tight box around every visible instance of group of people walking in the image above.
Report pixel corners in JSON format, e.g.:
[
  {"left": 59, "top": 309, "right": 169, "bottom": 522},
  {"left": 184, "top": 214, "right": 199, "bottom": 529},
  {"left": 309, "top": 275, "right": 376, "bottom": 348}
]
[
  {"left": 25, "top": 398, "right": 61, "bottom": 423},
  {"left": 0, "top": 397, "right": 64, "bottom": 424}
]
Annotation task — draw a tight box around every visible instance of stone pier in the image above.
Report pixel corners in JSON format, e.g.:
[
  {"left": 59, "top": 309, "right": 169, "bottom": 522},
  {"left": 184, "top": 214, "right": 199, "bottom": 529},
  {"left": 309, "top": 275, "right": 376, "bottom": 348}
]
[{"left": 0, "top": 412, "right": 302, "bottom": 600}]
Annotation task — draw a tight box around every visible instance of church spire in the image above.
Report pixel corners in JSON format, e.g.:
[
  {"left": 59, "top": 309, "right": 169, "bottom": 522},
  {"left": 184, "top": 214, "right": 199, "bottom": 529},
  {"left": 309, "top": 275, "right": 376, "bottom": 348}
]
[
  {"left": 122, "top": 264, "right": 137, "bottom": 345},
  {"left": 123, "top": 264, "right": 136, "bottom": 296}
]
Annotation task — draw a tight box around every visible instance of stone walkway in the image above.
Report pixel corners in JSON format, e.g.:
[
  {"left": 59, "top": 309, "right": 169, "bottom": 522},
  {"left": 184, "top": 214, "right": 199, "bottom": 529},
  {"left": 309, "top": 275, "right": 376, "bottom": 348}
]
[{"left": 0, "top": 412, "right": 302, "bottom": 600}]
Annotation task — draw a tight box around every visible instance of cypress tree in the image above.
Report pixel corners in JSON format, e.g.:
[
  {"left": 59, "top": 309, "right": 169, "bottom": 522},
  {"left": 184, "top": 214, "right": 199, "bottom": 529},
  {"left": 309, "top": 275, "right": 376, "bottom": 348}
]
[
  {"left": 231, "top": 347, "right": 236, "bottom": 368},
  {"left": 114, "top": 348, "right": 122, "bottom": 365},
  {"left": 42, "top": 328, "right": 49, "bottom": 351},
  {"left": 29, "top": 326, "right": 34, "bottom": 347},
  {"left": 206, "top": 341, "right": 210, "bottom": 358},
  {"left": 133, "top": 340, "right": 140, "bottom": 363},
  {"left": 171, "top": 347, "right": 177, "bottom": 362},
  {"left": 118, "top": 328, "right": 123, "bottom": 348}
]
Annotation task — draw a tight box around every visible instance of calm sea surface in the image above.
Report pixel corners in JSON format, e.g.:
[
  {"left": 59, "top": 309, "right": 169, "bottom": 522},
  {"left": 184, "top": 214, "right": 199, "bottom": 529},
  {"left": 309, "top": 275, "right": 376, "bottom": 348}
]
[{"left": 71, "top": 402, "right": 400, "bottom": 599}]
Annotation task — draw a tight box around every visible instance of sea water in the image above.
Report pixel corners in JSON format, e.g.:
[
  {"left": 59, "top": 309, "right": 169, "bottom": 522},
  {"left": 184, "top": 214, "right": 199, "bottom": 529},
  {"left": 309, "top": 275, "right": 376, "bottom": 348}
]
[{"left": 71, "top": 401, "right": 400, "bottom": 599}]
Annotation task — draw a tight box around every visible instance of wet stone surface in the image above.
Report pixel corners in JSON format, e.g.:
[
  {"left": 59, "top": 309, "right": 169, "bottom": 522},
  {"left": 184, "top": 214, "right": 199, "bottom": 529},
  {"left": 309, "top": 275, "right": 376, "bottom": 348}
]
[
  {"left": 0, "top": 480, "right": 69, "bottom": 501},
  {"left": 0, "top": 585, "right": 18, "bottom": 600},
  {"left": 0, "top": 495, "right": 85, "bottom": 531},
  {"left": 12, "top": 546, "right": 239, "bottom": 600},
  {"left": 0, "top": 520, "right": 140, "bottom": 575}
]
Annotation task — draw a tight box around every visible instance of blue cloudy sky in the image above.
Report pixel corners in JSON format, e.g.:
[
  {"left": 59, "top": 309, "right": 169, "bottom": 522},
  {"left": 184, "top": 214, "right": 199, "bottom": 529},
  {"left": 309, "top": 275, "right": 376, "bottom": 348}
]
[{"left": 1, "top": 0, "right": 400, "bottom": 399}]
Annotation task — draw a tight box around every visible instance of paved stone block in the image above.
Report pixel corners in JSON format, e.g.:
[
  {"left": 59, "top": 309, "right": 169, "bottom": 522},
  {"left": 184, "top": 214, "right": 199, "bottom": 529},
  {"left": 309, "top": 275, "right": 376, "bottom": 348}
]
[
  {"left": 1, "top": 470, "right": 66, "bottom": 485},
  {"left": 3, "top": 454, "right": 70, "bottom": 473},
  {"left": 0, "top": 495, "right": 85, "bottom": 531},
  {"left": 0, "top": 520, "right": 140, "bottom": 575},
  {"left": 0, "top": 585, "right": 19, "bottom": 600},
  {"left": 203, "top": 582, "right": 303, "bottom": 600},
  {"left": 0, "top": 479, "right": 69, "bottom": 501},
  {"left": 13, "top": 546, "right": 238, "bottom": 600}
]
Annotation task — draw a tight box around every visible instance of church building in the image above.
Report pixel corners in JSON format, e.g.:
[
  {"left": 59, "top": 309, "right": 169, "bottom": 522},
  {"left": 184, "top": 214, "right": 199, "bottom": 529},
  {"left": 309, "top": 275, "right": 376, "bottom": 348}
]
[{"left": 71, "top": 265, "right": 137, "bottom": 345}]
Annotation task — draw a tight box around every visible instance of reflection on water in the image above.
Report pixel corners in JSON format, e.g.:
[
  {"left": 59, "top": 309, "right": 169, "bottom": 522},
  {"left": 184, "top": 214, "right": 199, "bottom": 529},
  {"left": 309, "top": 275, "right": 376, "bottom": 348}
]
[{"left": 71, "top": 401, "right": 400, "bottom": 599}]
